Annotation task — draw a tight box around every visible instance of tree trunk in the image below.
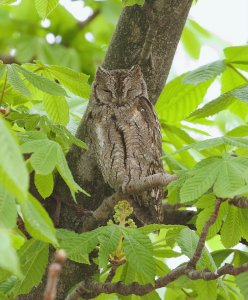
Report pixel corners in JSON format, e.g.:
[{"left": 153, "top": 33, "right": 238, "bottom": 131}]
[{"left": 19, "top": 0, "right": 193, "bottom": 299}]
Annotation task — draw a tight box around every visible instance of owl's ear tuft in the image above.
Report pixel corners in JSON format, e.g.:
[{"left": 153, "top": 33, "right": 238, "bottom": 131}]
[
  {"left": 129, "top": 64, "right": 142, "bottom": 77},
  {"left": 96, "top": 67, "right": 108, "bottom": 78}
]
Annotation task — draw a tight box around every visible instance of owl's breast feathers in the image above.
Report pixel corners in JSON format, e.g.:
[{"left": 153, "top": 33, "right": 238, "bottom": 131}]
[{"left": 89, "top": 97, "right": 164, "bottom": 223}]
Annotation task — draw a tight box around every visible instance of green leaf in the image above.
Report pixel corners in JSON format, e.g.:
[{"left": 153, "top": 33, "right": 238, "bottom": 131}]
[
  {"left": 43, "top": 95, "right": 69, "bottom": 126},
  {"left": 0, "top": 118, "right": 28, "bottom": 202},
  {"left": 56, "top": 145, "right": 87, "bottom": 199},
  {"left": 123, "top": 228, "right": 155, "bottom": 284},
  {"left": 0, "top": 64, "right": 6, "bottom": 79},
  {"left": 238, "top": 208, "right": 248, "bottom": 242},
  {"left": 156, "top": 74, "right": 213, "bottom": 123},
  {"left": 56, "top": 228, "right": 105, "bottom": 264},
  {"left": 221, "top": 66, "right": 247, "bottom": 93},
  {"left": 180, "top": 157, "right": 221, "bottom": 203},
  {"left": 183, "top": 60, "right": 226, "bottom": 85},
  {"left": 29, "top": 141, "right": 57, "bottom": 175},
  {"left": 11, "top": 239, "right": 49, "bottom": 296},
  {"left": 20, "top": 194, "right": 57, "bottom": 245},
  {"left": 194, "top": 280, "right": 217, "bottom": 300},
  {"left": 213, "top": 155, "right": 247, "bottom": 197},
  {"left": 0, "top": 0, "right": 16, "bottom": 4},
  {"left": 14, "top": 65, "right": 67, "bottom": 96},
  {"left": 98, "top": 225, "right": 123, "bottom": 269},
  {"left": 236, "top": 271, "right": 248, "bottom": 300},
  {"left": 0, "top": 230, "right": 21, "bottom": 277},
  {"left": 177, "top": 228, "right": 216, "bottom": 270},
  {"left": 48, "top": 65, "right": 90, "bottom": 98},
  {"left": 187, "top": 84, "right": 248, "bottom": 120},
  {"left": 7, "top": 65, "right": 31, "bottom": 97},
  {"left": 221, "top": 206, "right": 241, "bottom": 248},
  {"left": 196, "top": 201, "right": 228, "bottom": 239},
  {"left": 35, "top": 0, "right": 59, "bottom": 19},
  {"left": 0, "top": 187, "right": 17, "bottom": 229},
  {"left": 34, "top": 173, "right": 54, "bottom": 199},
  {"left": 224, "top": 45, "right": 248, "bottom": 63}
]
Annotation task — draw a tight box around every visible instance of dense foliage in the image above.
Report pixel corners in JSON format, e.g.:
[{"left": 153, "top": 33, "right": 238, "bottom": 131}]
[{"left": 0, "top": 0, "right": 248, "bottom": 299}]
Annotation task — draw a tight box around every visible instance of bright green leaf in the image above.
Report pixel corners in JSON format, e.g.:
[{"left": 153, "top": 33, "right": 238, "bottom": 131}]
[
  {"left": 34, "top": 173, "right": 54, "bottom": 199},
  {"left": 156, "top": 74, "right": 213, "bottom": 123},
  {"left": 0, "top": 118, "right": 28, "bottom": 202},
  {"left": 48, "top": 65, "right": 90, "bottom": 98},
  {"left": 20, "top": 194, "right": 57, "bottom": 245},
  {"left": 43, "top": 95, "right": 69, "bottom": 126},
  {"left": 11, "top": 239, "right": 49, "bottom": 296},
  {"left": 7, "top": 65, "right": 31, "bottom": 97},
  {"left": 0, "top": 231, "right": 21, "bottom": 277},
  {"left": 221, "top": 206, "right": 241, "bottom": 248},
  {"left": 184, "top": 60, "right": 226, "bottom": 85},
  {"left": 34, "top": 0, "right": 59, "bottom": 19},
  {"left": 123, "top": 228, "right": 155, "bottom": 284},
  {"left": 0, "top": 187, "right": 17, "bottom": 229},
  {"left": 14, "top": 65, "right": 67, "bottom": 96}
]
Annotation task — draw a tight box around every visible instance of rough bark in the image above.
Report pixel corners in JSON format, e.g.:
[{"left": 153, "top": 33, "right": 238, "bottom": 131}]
[{"left": 19, "top": 0, "right": 193, "bottom": 299}]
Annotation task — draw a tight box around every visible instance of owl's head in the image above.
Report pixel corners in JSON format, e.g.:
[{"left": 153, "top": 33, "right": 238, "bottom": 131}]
[{"left": 93, "top": 65, "right": 147, "bottom": 106}]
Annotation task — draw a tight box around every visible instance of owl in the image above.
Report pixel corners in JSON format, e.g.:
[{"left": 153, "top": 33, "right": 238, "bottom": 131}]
[{"left": 86, "top": 65, "right": 164, "bottom": 223}]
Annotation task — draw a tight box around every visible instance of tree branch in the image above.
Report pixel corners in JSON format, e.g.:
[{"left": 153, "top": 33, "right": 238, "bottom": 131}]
[
  {"left": 82, "top": 173, "right": 177, "bottom": 231},
  {"left": 43, "top": 250, "right": 67, "bottom": 300},
  {"left": 66, "top": 261, "right": 248, "bottom": 300}
]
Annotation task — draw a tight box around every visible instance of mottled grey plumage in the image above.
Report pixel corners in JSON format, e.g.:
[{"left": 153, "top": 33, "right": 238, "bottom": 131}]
[{"left": 86, "top": 65, "right": 164, "bottom": 222}]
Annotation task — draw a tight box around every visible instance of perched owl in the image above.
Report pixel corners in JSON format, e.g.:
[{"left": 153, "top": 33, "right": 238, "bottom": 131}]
[{"left": 86, "top": 65, "right": 164, "bottom": 223}]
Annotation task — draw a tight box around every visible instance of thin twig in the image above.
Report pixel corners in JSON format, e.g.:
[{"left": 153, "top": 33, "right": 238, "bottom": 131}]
[
  {"left": 105, "top": 260, "right": 126, "bottom": 283},
  {"left": 187, "top": 198, "right": 223, "bottom": 269},
  {"left": 43, "top": 250, "right": 67, "bottom": 300},
  {"left": 229, "top": 196, "right": 248, "bottom": 208}
]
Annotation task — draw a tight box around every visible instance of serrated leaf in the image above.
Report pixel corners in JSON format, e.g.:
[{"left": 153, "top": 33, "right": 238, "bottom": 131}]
[
  {"left": 194, "top": 280, "right": 217, "bottom": 300},
  {"left": 213, "top": 156, "right": 246, "bottom": 197},
  {"left": 56, "top": 145, "right": 87, "bottom": 199},
  {"left": 138, "top": 224, "right": 184, "bottom": 234},
  {"left": 48, "top": 65, "right": 90, "bottom": 98},
  {"left": 35, "top": 0, "right": 59, "bottom": 18},
  {"left": 34, "top": 173, "right": 54, "bottom": 199},
  {"left": 221, "top": 66, "right": 247, "bottom": 94},
  {"left": 43, "top": 95, "right": 69, "bottom": 126},
  {"left": 0, "top": 231, "right": 21, "bottom": 277},
  {"left": 122, "top": 228, "right": 155, "bottom": 284},
  {"left": 221, "top": 206, "right": 241, "bottom": 248},
  {"left": 0, "top": 187, "right": 17, "bottom": 229},
  {"left": 30, "top": 141, "right": 57, "bottom": 175},
  {"left": 156, "top": 74, "right": 213, "bottom": 123},
  {"left": 224, "top": 45, "right": 248, "bottom": 63},
  {"left": 14, "top": 65, "right": 67, "bottom": 96},
  {"left": 0, "top": 0, "right": 16, "bottom": 4},
  {"left": 176, "top": 228, "right": 216, "bottom": 270},
  {"left": 188, "top": 84, "right": 248, "bottom": 120},
  {"left": 236, "top": 271, "right": 248, "bottom": 300},
  {"left": 180, "top": 158, "right": 221, "bottom": 202},
  {"left": 11, "top": 239, "right": 49, "bottom": 296},
  {"left": 196, "top": 201, "right": 228, "bottom": 239},
  {"left": 20, "top": 194, "right": 57, "bottom": 245},
  {"left": 98, "top": 225, "right": 123, "bottom": 269},
  {"left": 0, "top": 64, "right": 6, "bottom": 78},
  {"left": 0, "top": 118, "right": 28, "bottom": 202},
  {"left": 184, "top": 60, "right": 226, "bottom": 85},
  {"left": 238, "top": 208, "right": 248, "bottom": 242},
  {"left": 56, "top": 228, "right": 105, "bottom": 264},
  {"left": 7, "top": 65, "right": 31, "bottom": 97}
]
